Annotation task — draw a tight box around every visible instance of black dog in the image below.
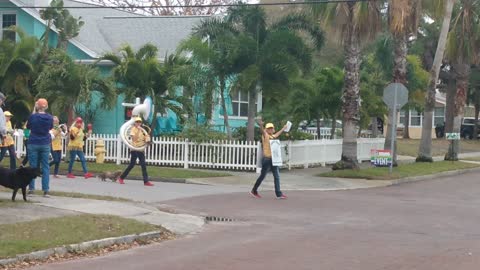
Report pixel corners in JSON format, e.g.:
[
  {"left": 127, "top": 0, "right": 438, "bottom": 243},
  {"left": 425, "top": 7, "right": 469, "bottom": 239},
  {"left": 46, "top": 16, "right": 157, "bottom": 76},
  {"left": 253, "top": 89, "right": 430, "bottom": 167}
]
[{"left": 0, "top": 166, "right": 41, "bottom": 201}]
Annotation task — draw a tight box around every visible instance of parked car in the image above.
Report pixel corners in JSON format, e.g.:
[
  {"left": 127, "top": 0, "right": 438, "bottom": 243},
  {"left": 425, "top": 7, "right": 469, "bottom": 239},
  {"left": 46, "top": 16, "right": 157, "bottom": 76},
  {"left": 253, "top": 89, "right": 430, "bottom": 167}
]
[{"left": 460, "top": 117, "right": 480, "bottom": 139}]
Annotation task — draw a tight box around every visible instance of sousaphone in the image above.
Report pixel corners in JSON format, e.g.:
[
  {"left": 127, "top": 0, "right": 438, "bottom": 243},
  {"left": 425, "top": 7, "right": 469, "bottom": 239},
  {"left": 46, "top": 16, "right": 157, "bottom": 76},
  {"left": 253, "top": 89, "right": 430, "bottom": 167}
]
[{"left": 119, "top": 97, "right": 154, "bottom": 151}]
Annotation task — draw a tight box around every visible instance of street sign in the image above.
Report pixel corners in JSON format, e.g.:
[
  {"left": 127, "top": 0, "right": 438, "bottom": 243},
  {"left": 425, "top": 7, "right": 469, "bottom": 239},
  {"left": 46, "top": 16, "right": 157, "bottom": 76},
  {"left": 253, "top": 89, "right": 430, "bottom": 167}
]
[
  {"left": 371, "top": 149, "right": 392, "bottom": 167},
  {"left": 446, "top": 133, "right": 460, "bottom": 140},
  {"left": 382, "top": 83, "right": 409, "bottom": 174},
  {"left": 383, "top": 83, "right": 408, "bottom": 110}
]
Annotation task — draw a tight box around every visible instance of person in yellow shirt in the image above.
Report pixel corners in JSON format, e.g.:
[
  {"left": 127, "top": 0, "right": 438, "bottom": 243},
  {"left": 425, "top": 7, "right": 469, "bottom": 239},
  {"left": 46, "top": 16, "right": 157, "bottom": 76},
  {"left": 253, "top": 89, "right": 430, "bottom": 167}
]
[
  {"left": 49, "top": 116, "right": 66, "bottom": 178},
  {"left": 66, "top": 117, "right": 93, "bottom": 179},
  {"left": 0, "top": 111, "right": 17, "bottom": 169},
  {"left": 250, "top": 119, "right": 288, "bottom": 199},
  {"left": 118, "top": 117, "right": 154, "bottom": 186}
]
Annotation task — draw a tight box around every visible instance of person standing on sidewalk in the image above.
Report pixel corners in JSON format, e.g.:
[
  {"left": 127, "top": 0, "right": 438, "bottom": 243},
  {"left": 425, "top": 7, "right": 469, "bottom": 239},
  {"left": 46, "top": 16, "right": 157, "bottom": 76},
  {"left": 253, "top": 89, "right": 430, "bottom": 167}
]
[
  {"left": 66, "top": 117, "right": 93, "bottom": 179},
  {"left": 118, "top": 117, "right": 154, "bottom": 186},
  {"left": 27, "top": 98, "right": 53, "bottom": 197},
  {"left": 250, "top": 119, "right": 288, "bottom": 199},
  {"left": 50, "top": 116, "right": 66, "bottom": 178},
  {"left": 0, "top": 111, "right": 17, "bottom": 169}
]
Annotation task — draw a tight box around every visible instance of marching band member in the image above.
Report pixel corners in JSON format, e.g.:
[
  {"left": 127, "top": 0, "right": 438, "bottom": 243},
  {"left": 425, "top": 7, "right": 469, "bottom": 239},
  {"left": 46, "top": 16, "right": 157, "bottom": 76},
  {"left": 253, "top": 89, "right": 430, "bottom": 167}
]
[
  {"left": 0, "top": 111, "right": 16, "bottom": 169},
  {"left": 66, "top": 117, "right": 93, "bottom": 179},
  {"left": 118, "top": 117, "right": 154, "bottom": 186},
  {"left": 49, "top": 116, "right": 66, "bottom": 178}
]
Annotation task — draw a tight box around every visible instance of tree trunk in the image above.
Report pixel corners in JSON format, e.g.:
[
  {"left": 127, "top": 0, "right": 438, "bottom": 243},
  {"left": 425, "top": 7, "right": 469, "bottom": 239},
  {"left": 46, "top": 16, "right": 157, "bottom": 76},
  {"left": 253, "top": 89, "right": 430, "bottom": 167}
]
[
  {"left": 246, "top": 86, "right": 257, "bottom": 142},
  {"left": 57, "top": 38, "right": 68, "bottom": 50},
  {"left": 445, "top": 74, "right": 456, "bottom": 133},
  {"left": 315, "top": 117, "right": 321, "bottom": 139},
  {"left": 219, "top": 76, "right": 232, "bottom": 140},
  {"left": 474, "top": 103, "right": 479, "bottom": 140},
  {"left": 445, "top": 63, "right": 470, "bottom": 160},
  {"left": 417, "top": 0, "right": 454, "bottom": 162},
  {"left": 330, "top": 116, "right": 337, "bottom": 140},
  {"left": 403, "top": 109, "right": 411, "bottom": 139},
  {"left": 334, "top": 13, "right": 360, "bottom": 170},
  {"left": 371, "top": 117, "right": 378, "bottom": 138}
]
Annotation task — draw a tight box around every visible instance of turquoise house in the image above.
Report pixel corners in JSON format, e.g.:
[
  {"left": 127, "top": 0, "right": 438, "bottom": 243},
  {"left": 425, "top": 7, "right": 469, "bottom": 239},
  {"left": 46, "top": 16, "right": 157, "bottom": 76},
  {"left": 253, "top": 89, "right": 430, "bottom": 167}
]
[{"left": 1, "top": 0, "right": 261, "bottom": 134}]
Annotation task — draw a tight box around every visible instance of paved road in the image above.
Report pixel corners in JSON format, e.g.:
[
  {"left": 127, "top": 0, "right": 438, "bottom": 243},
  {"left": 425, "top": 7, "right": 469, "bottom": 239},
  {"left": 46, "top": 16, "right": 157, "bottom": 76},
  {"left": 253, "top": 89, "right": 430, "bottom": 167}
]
[{"left": 32, "top": 172, "right": 480, "bottom": 270}]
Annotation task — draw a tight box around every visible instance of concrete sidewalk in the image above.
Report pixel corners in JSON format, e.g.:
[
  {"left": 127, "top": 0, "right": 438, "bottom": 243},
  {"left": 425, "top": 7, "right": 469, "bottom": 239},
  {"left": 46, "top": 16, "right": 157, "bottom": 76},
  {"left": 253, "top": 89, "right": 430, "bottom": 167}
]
[{"left": 0, "top": 192, "right": 204, "bottom": 235}]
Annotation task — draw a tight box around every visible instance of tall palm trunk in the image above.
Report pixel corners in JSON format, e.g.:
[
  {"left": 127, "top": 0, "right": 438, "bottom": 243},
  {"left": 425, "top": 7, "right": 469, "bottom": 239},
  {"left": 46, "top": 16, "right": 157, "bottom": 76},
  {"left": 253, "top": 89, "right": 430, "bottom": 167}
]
[
  {"left": 445, "top": 63, "right": 470, "bottom": 160},
  {"left": 335, "top": 17, "right": 360, "bottom": 170},
  {"left": 371, "top": 117, "right": 378, "bottom": 138},
  {"left": 445, "top": 74, "right": 456, "bottom": 133},
  {"left": 246, "top": 86, "right": 257, "bottom": 141},
  {"left": 330, "top": 116, "right": 337, "bottom": 139},
  {"left": 403, "top": 109, "right": 411, "bottom": 139},
  {"left": 385, "top": 32, "right": 408, "bottom": 164},
  {"left": 474, "top": 103, "right": 479, "bottom": 140},
  {"left": 219, "top": 76, "right": 232, "bottom": 139},
  {"left": 417, "top": 0, "right": 454, "bottom": 162}
]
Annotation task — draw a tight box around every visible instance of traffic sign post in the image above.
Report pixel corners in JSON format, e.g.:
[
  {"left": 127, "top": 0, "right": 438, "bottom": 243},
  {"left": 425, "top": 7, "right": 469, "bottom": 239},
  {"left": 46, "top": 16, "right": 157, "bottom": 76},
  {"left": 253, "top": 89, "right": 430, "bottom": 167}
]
[{"left": 383, "top": 83, "right": 408, "bottom": 174}]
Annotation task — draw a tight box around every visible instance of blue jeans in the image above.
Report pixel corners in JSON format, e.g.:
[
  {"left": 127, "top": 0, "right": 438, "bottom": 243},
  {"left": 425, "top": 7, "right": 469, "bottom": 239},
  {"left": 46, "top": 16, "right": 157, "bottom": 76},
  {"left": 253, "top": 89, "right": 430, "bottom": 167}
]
[
  {"left": 28, "top": 144, "right": 51, "bottom": 192},
  {"left": 49, "top": 150, "right": 61, "bottom": 175},
  {"left": 252, "top": 157, "right": 282, "bottom": 197},
  {"left": 0, "top": 145, "right": 16, "bottom": 169},
  {"left": 68, "top": 150, "right": 88, "bottom": 173}
]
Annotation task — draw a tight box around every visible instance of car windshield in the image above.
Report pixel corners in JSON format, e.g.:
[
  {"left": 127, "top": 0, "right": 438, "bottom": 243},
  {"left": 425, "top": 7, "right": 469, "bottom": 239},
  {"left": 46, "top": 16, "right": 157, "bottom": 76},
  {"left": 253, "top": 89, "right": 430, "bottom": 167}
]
[{"left": 464, "top": 119, "right": 476, "bottom": 124}]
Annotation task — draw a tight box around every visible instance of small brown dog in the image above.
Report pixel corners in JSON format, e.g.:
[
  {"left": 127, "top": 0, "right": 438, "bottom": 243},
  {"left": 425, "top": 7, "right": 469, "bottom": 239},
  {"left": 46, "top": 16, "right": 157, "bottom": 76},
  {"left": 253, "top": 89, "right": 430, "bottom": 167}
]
[{"left": 98, "top": 171, "right": 122, "bottom": 182}]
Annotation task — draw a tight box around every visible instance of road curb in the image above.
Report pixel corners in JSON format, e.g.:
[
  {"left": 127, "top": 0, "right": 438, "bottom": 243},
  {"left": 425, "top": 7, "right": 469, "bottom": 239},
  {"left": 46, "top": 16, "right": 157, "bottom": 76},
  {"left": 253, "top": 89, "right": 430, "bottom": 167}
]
[
  {"left": 0, "top": 231, "right": 165, "bottom": 267},
  {"left": 389, "top": 167, "right": 480, "bottom": 186}
]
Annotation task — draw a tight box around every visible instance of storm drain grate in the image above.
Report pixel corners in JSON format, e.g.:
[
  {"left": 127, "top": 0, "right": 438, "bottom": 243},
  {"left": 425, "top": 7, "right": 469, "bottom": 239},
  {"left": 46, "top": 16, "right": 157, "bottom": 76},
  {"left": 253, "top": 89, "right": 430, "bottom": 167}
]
[{"left": 205, "top": 216, "right": 237, "bottom": 223}]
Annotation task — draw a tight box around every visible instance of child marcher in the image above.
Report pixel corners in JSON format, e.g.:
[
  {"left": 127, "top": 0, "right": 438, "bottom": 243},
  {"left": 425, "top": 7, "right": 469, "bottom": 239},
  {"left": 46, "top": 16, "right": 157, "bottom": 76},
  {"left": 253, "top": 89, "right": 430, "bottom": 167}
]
[
  {"left": 118, "top": 117, "right": 154, "bottom": 186},
  {"left": 66, "top": 117, "right": 93, "bottom": 179},
  {"left": 49, "top": 116, "right": 66, "bottom": 178},
  {"left": 250, "top": 119, "right": 288, "bottom": 199},
  {"left": 0, "top": 111, "right": 16, "bottom": 169}
]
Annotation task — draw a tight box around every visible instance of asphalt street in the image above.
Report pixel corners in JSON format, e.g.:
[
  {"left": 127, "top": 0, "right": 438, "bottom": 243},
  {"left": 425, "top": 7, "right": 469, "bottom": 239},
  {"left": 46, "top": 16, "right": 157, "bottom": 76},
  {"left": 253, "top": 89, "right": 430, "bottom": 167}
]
[{"left": 31, "top": 172, "right": 480, "bottom": 270}]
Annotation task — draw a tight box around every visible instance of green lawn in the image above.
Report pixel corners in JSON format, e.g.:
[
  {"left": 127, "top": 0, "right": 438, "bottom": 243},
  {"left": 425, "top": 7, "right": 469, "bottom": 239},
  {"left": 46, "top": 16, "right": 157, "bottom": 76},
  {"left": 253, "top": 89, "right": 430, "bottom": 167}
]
[
  {"left": 397, "top": 139, "right": 480, "bottom": 157},
  {"left": 1, "top": 159, "right": 231, "bottom": 179},
  {"left": 0, "top": 214, "right": 168, "bottom": 259},
  {"left": 319, "top": 161, "right": 480, "bottom": 180}
]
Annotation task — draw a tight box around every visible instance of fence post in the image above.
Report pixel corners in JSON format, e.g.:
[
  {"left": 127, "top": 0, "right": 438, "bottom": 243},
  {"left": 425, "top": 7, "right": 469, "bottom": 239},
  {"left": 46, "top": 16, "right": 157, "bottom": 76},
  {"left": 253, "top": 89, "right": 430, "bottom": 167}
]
[
  {"left": 116, "top": 135, "right": 122, "bottom": 165},
  {"left": 288, "top": 141, "right": 292, "bottom": 170},
  {"left": 304, "top": 140, "right": 309, "bottom": 169},
  {"left": 184, "top": 139, "right": 189, "bottom": 169},
  {"left": 256, "top": 141, "right": 262, "bottom": 173}
]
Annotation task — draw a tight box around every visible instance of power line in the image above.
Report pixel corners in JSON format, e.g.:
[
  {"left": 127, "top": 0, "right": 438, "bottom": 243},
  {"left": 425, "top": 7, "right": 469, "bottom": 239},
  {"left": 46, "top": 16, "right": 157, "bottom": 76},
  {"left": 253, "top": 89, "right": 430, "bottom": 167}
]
[{"left": 0, "top": 0, "right": 381, "bottom": 9}]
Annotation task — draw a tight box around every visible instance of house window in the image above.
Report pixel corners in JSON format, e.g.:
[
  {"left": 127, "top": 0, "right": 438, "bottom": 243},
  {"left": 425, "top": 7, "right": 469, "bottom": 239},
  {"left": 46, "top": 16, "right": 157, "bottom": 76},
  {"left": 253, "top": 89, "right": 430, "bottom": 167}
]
[
  {"left": 1, "top": 13, "right": 16, "bottom": 42},
  {"left": 231, "top": 89, "right": 250, "bottom": 117},
  {"left": 399, "top": 110, "right": 405, "bottom": 126},
  {"left": 434, "top": 107, "right": 445, "bottom": 126},
  {"left": 410, "top": 110, "right": 422, "bottom": 127}
]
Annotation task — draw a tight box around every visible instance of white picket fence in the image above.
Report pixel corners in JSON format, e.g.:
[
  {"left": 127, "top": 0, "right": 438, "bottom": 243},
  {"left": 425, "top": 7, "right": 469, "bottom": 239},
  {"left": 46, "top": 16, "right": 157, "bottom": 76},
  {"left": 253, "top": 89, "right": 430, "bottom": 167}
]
[{"left": 13, "top": 133, "right": 385, "bottom": 171}]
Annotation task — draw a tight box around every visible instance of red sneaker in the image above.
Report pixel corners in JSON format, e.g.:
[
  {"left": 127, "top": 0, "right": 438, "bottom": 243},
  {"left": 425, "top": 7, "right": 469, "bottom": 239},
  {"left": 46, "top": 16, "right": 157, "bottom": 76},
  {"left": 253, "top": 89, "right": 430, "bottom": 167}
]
[
  {"left": 144, "top": 181, "right": 154, "bottom": 186},
  {"left": 276, "top": 194, "right": 288, "bottom": 200},
  {"left": 84, "top": 172, "right": 94, "bottom": 179},
  {"left": 67, "top": 173, "right": 75, "bottom": 179},
  {"left": 250, "top": 191, "right": 261, "bottom": 198},
  {"left": 118, "top": 178, "right": 125, "bottom": 185}
]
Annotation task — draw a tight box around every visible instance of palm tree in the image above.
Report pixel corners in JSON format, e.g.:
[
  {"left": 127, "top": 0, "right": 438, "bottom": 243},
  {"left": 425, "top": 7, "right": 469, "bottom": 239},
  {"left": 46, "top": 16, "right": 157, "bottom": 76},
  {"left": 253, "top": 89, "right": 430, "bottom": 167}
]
[
  {"left": 35, "top": 50, "right": 116, "bottom": 124},
  {"left": 417, "top": 0, "right": 455, "bottom": 162},
  {"left": 102, "top": 44, "right": 188, "bottom": 133},
  {"left": 444, "top": 0, "right": 480, "bottom": 160},
  {"left": 310, "top": 0, "right": 383, "bottom": 169},
  {"left": 385, "top": 0, "right": 422, "bottom": 163},
  {"left": 225, "top": 5, "right": 325, "bottom": 141},
  {"left": 180, "top": 19, "right": 244, "bottom": 139},
  {"left": 0, "top": 27, "right": 42, "bottom": 118}
]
